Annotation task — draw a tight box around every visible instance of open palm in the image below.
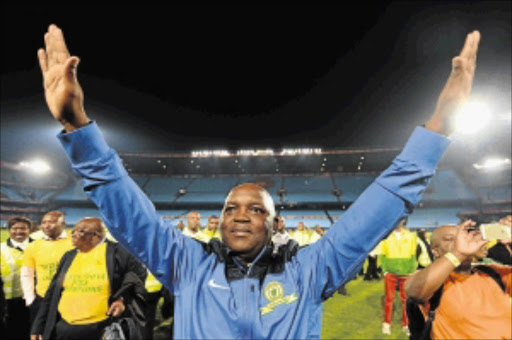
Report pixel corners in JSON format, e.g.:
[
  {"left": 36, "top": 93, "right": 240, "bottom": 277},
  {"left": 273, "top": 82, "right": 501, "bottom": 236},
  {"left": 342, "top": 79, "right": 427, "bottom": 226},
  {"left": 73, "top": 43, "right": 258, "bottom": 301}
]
[
  {"left": 38, "top": 25, "right": 88, "bottom": 130},
  {"left": 427, "top": 31, "right": 481, "bottom": 135}
]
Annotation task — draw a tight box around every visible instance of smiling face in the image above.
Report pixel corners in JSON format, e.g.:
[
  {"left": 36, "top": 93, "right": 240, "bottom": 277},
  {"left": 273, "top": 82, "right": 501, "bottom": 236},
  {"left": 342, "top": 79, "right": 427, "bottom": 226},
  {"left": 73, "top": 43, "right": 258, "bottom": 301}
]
[
  {"left": 220, "top": 184, "right": 275, "bottom": 261},
  {"left": 8, "top": 219, "right": 31, "bottom": 243}
]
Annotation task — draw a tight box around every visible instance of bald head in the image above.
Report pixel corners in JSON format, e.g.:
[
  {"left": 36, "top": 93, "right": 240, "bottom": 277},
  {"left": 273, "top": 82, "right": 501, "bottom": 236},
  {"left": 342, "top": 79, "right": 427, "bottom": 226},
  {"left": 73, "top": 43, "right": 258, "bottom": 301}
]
[
  {"left": 187, "top": 211, "right": 201, "bottom": 232},
  {"left": 430, "top": 225, "right": 458, "bottom": 258}
]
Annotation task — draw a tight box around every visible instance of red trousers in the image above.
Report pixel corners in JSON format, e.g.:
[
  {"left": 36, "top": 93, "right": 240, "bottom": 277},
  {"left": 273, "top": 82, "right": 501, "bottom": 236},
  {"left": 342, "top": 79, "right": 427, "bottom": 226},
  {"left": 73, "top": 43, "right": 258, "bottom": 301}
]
[{"left": 383, "top": 272, "right": 409, "bottom": 326}]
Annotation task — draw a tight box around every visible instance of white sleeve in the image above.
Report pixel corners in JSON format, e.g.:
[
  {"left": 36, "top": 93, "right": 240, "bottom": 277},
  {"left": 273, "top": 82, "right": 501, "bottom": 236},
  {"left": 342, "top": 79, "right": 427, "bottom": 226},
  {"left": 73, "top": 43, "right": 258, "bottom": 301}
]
[{"left": 20, "top": 266, "right": 35, "bottom": 306}]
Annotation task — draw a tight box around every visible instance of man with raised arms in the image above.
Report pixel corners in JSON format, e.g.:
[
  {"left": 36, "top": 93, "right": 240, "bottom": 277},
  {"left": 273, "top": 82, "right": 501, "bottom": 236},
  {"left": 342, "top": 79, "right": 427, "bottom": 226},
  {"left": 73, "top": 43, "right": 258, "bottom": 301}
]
[{"left": 37, "top": 24, "right": 480, "bottom": 339}]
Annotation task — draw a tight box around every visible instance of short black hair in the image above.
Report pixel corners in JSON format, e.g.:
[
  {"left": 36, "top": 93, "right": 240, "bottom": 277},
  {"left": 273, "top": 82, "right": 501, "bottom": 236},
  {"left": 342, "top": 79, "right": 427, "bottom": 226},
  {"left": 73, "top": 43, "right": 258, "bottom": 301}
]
[{"left": 7, "top": 216, "right": 32, "bottom": 229}]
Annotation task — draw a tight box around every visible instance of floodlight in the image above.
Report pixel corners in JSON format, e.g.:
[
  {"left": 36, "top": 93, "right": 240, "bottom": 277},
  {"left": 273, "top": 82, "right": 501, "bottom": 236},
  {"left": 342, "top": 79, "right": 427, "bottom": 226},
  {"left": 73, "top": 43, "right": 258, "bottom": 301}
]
[
  {"left": 453, "top": 101, "right": 491, "bottom": 134},
  {"left": 473, "top": 158, "right": 511, "bottom": 170},
  {"left": 19, "top": 159, "right": 51, "bottom": 174}
]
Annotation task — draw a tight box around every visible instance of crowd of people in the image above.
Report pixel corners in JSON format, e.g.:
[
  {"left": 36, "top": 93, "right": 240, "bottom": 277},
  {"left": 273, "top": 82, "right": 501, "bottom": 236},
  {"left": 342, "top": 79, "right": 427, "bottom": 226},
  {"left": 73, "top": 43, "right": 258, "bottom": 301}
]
[
  {"left": 1, "top": 211, "right": 510, "bottom": 339},
  {"left": 270, "top": 213, "right": 512, "bottom": 338},
  {"left": 0, "top": 211, "right": 333, "bottom": 339},
  {"left": 0, "top": 22, "right": 510, "bottom": 340}
]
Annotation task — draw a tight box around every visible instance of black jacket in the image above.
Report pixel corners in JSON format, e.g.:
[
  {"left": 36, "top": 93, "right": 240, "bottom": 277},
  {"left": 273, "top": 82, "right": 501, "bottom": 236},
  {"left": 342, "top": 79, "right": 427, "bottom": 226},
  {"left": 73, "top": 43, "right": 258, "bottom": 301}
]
[
  {"left": 31, "top": 240, "right": 147, "bottom": 339},
  {"left": 488, "top": 242, "right": 512, "bottom": 265}
]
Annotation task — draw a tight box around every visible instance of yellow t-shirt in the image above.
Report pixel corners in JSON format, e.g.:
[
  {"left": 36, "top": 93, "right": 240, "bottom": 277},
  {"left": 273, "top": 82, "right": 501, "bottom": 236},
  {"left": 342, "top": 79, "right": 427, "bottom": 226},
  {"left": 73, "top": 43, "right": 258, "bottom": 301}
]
[
  {"left": 291, "top": 230, "right": 311, "bottom": 246},
  {"left": 203, "top": 229, "right": 221, "bottom": 241},
  {"left": 22, "top": 236, "right": 73, "bottom": 297},
  {"left": 58, "top": 242, "right": 110, "bottom": 325},
  {"left": 182, "top": 228, "right": 210, "bottom": 242}
]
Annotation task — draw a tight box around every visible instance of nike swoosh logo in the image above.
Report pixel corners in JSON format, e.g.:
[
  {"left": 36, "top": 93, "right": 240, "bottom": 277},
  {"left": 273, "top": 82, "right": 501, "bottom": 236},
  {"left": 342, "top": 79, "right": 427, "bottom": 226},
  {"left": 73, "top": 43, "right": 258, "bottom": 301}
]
[{"left": 208, "top": 279, "right": 230, "bottom": 290}]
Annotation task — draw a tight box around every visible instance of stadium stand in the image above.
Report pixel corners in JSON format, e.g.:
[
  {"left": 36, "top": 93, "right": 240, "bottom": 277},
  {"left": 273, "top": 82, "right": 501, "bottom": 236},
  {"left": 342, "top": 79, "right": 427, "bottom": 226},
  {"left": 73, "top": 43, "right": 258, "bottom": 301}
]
[{"left": 1, "top": 149, "right": 511, "bottom": 229}]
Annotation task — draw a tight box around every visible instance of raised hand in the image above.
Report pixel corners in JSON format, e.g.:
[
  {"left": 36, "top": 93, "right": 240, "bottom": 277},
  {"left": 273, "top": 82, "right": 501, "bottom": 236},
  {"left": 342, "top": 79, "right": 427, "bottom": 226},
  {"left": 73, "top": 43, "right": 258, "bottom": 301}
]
[
  {"left": 452, "top": 219, "right": 488, "bottom": 261},
  {"left": 38, "top": 24, "right": 90, "bottom": 132},
  {"left": 426, "top": 31, "right": 481, "bottom": 135}
]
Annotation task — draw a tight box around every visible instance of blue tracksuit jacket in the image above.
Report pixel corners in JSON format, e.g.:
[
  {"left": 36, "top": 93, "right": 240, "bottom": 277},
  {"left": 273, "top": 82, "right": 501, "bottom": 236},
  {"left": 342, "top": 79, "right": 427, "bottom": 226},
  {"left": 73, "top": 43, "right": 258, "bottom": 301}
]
[{"left": 58, "top": 122, "right": 449, "bottom": 339}]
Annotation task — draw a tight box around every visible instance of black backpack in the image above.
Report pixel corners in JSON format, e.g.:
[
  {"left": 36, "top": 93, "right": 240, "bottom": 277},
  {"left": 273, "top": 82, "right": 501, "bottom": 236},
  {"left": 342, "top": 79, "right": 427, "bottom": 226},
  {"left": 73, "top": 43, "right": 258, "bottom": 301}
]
[
  {"left": 406, "top": 265, "right": 506, "bottom": 340},
  {"left": 102, "top": 316, "right": 141, "bottom": 340}
]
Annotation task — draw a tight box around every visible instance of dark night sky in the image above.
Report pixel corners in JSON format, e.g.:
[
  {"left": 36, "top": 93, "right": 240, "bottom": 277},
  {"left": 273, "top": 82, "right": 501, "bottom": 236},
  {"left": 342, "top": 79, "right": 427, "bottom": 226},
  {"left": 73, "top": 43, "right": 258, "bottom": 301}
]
[{"left": 1, "top": 2, "right": 511, "bottom": 169}]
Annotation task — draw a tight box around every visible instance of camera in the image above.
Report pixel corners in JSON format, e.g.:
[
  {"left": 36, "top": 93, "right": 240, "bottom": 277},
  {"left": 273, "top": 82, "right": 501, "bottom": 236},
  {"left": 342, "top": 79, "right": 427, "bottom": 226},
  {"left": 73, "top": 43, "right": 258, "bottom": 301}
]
[{"left": 479, "top": 223, "right": 511, "bottom": 240}]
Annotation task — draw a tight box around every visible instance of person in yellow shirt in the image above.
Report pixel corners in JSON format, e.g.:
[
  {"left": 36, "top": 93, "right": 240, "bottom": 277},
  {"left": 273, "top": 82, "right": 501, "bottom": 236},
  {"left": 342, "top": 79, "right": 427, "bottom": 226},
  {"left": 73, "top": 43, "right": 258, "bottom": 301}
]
[
  {"left": 290, "top": 221, "right": 311, "bottom": 246},
  {"left": 309, "top": 225, "right": 324, "bottom": 243},
  {"left": 30, "top": 217, "right": 147, "bottom": 340},
  {"left": 416, "top": 228, "right": 434, "bottom": 269},
  {"left": 203, "top": 215, "right": 221, "bottom": 241},
  {"left": 21, "top": 211, "right": 74, "bottom": 327},
  {"left": 380, "top": 217, "right": 417, "bottom": 336},
  {"left": 1, "top": 216, "right": 34, "bottom": 340},
  {"left": 182, "top": 211, "right": 209, "bottom": 242}
]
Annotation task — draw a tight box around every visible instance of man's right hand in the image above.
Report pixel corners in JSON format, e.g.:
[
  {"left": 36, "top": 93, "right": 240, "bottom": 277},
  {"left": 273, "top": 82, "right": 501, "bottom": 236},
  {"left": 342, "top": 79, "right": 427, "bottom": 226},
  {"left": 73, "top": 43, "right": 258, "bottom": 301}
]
[
  {"left": 38, "top": 24, "right": 90, "bottom": 132},
  {"left": 452, "top": 219, "right": 488, "bottom": 262},
  {"left": 31, "top": 334, "right": 42, "bottom": 340}
]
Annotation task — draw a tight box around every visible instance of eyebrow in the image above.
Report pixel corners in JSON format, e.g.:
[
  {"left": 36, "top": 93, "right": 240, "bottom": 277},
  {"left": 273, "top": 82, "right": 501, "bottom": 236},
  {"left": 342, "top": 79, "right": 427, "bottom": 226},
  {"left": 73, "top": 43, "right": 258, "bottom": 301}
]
[{"left": 226, "top": 201, "right": 266, "bottom": 208}]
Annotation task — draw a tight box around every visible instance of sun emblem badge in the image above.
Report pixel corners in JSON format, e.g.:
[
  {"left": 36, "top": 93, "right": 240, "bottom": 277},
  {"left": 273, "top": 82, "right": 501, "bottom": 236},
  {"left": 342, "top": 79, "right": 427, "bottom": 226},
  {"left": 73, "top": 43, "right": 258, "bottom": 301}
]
[
  {"left": 260, "top": 281, "right": 298, "bottom": 315},
  {"left": 264, "top": 281, "right": 284, "bottom": 301}
]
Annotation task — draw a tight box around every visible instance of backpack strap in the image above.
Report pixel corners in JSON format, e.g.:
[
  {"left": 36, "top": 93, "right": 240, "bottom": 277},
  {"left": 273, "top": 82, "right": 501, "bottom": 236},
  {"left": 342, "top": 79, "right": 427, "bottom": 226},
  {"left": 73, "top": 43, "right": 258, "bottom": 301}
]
[
  {"left": 418, "top": 284, "right": 444, "bottom": 340},
  {"left": 473, "top": 265, "right": 506, "bottom": 292},
  {"left": 121, "top": 317, "right": 141, "bottom": 340},
  {"left": 406, "top": 284, "right": 444, "bottom": 340},
  {"left": 428, "top": 283, "right": 444, "bottom": 312}
]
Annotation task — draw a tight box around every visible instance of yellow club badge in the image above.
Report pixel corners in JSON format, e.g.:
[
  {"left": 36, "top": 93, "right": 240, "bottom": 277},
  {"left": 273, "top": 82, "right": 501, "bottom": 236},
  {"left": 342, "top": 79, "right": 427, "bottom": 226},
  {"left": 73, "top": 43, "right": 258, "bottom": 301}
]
[{"left": 260, "top": 281, "right": 298, "bottom": 315}]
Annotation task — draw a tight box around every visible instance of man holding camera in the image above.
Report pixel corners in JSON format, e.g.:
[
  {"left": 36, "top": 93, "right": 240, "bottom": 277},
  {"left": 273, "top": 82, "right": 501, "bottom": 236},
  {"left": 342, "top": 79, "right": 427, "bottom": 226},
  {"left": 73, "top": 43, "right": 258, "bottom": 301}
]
[{"left": 405, "top": 220, "right": 511, "bottom": 339}]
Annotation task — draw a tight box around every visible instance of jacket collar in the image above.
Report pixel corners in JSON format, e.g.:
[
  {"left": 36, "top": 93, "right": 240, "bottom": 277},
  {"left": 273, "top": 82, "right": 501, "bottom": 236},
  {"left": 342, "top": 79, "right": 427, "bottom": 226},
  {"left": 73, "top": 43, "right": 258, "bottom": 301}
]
[
  {"left": 204, "top": 239, "right": 296, "bottom": 283},
  {"left": 224, "top": 245, "right": 274, "bottom": 283},
  {"left": 6, "top": 237, "right": 33, "bottom": 252}
]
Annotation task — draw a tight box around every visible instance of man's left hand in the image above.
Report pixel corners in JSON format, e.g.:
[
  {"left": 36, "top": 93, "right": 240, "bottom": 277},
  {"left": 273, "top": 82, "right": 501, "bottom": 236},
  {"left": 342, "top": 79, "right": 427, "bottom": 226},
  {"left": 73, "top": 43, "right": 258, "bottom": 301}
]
[{"left": 426, "top": 31, "right": 481, "bottom": 135}]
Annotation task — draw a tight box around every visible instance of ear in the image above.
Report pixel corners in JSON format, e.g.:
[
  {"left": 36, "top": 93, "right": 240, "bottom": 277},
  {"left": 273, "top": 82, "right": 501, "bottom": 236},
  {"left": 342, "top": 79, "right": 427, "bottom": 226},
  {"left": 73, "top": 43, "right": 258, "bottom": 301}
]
[{"left": 432, "top": 247, "right": 440, "bottom": 259}]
